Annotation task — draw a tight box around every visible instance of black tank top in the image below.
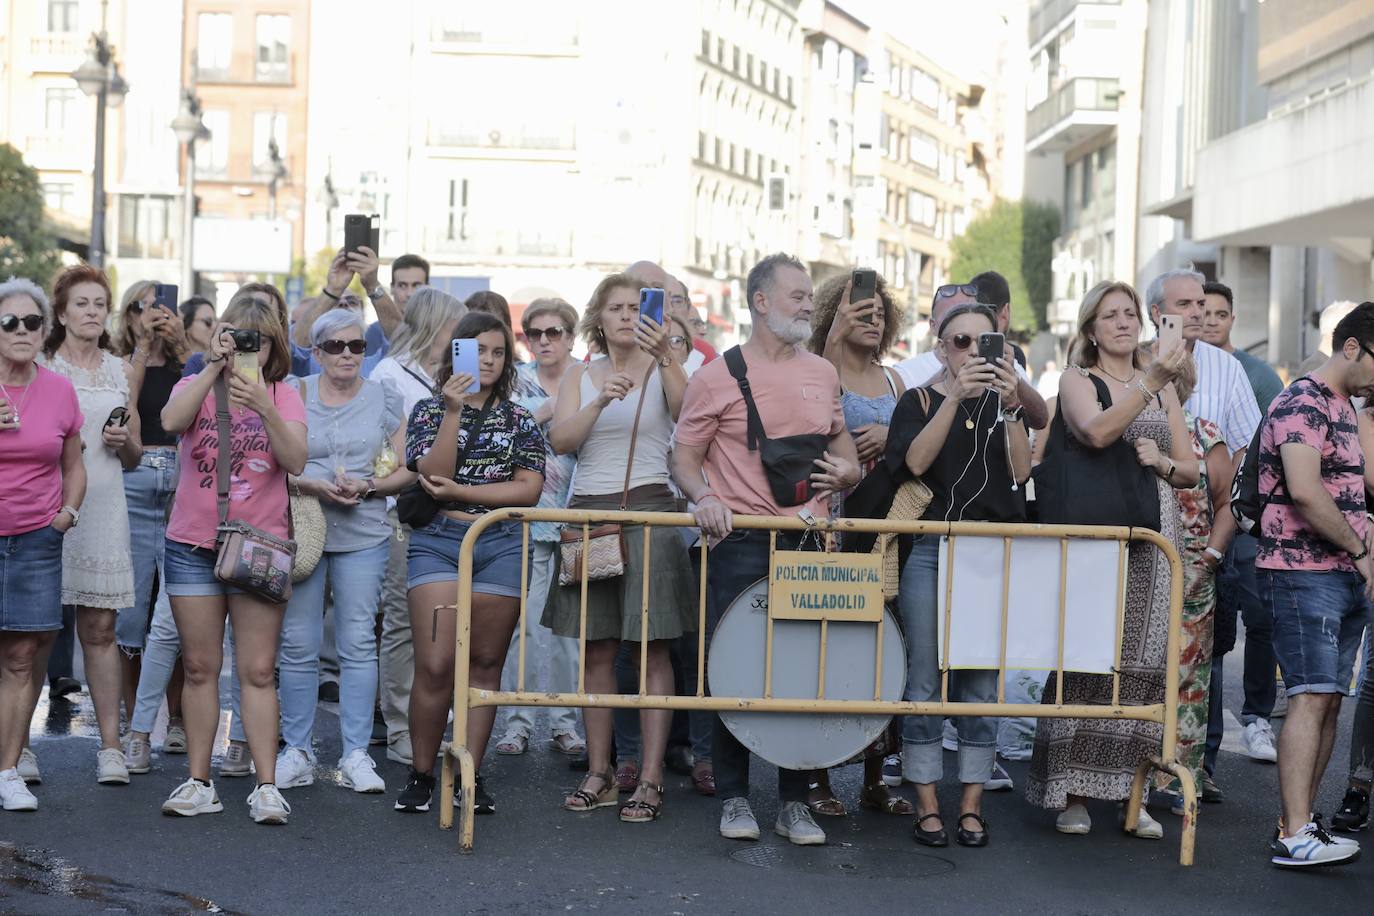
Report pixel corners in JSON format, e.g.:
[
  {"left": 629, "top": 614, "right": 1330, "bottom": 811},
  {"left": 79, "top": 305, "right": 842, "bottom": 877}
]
[{"left": 137, "top": 362, "right": 181, "bottom": 447}]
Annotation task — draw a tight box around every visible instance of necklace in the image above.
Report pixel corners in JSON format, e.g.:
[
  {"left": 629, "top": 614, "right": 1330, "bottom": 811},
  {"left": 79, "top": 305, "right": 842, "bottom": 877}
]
[
  {"left": 1096, "top": 364, "right": 1138, "bottom": 389},
  {"left": 0, "top": 366, "right": 37, "bottom": 429},
  {"left": 959, "top": 402, "right": 976, "bottom": 430}
]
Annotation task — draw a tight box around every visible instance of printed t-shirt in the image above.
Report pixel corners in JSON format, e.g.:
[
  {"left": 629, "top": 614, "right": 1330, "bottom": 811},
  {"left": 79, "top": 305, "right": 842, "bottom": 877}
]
[
  {"left": 1255, "top": 376, "right": 1366, "bottom": 572},
  {"left": 0, "top": 365, "right": 83, "bottom": 535},
  {"left": 674, "top": 346, "right": 846, "bottom": 520},
  {"left": 165, "top": 377, "right": 307, "bottom": 548},
  {"left": 405, "top": 397, "right": 545, "bottom": 516}
]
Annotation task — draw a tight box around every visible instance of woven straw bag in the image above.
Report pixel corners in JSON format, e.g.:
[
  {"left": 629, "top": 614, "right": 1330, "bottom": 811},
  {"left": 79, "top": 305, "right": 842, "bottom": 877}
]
[
  {"left": 289, "top": 487, "right": 326, "bottom": 583},
  {"left": 870, "top": 478, "right": 933, "bottom": 599}
]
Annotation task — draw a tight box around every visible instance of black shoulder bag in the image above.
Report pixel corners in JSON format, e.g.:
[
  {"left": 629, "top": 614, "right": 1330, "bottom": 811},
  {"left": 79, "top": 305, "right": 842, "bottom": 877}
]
[
  {"left": 723, "top": 346, "right": 830, "bottom": 507},
  {"left": 395, "top": 391, "right": 498, "bottom": 528}
]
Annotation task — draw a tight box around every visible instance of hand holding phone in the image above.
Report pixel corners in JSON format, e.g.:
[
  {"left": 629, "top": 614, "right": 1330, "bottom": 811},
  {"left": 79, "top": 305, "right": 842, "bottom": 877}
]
[
  {"left": 850, "top": 269, "right": 878, "bottom": 324},
  {"left": 344, "top": 214, "right": 381, "bottom": 256},
  {"left": 639, "top": 288, "right": 665, "bottom": 326},
  {"left": 1158, "top": 314, "right": 1182, "bottom": 357},
  {"left": 450, "top": 339, "right": 480, "bottom": 394},
  {"left": 977, "top": 331, "right": 1005, "bottom": 365}
]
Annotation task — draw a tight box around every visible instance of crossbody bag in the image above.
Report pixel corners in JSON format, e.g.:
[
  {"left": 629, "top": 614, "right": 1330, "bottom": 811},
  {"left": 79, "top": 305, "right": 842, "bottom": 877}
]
[
  {"left": 722, "top": 346, "right": 829, "bottom": 507},
  {"left": 395, "top": 390, "right": 498, "bottom": 528}
]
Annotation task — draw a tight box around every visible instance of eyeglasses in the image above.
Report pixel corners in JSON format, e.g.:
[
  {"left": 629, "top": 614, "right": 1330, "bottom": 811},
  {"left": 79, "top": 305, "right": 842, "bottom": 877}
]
[
  {"left": 934, "top": 283, "right": 980, "bottom": 303},
  {"left": 945, "top": 333, "right": 975, "bottom": 352},
  {"left": 0, "top": 314, "right": 44, "bottom": 333},
  {"left": 318, "top": 339, "right": 367, "bottom": 355},
  {"left": 527, "top": 327, "right": 569, "bottom": 342},
  {"left": 669, "top": 335, "right": 689, "bottom": 348}
]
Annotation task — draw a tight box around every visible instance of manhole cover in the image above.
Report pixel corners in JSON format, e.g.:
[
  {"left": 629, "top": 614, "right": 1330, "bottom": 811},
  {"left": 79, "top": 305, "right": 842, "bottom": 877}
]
[{"left": 729, "top": 844, "right": 954, "bottom": 879}]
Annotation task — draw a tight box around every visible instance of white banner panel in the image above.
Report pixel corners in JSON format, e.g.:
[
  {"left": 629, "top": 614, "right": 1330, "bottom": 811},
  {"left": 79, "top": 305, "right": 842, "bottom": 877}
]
[{"left": 193, "top": 218, "right": 292, "bottom": 274}]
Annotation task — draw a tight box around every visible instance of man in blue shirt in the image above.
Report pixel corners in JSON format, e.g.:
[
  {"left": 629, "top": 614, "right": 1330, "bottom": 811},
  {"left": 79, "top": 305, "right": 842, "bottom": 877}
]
[
  {"left": 290, "top": 247, "right": 408, "bottom": 377},
  {"left": 364, "top": 253, "right": 430, "bottom": 358}
]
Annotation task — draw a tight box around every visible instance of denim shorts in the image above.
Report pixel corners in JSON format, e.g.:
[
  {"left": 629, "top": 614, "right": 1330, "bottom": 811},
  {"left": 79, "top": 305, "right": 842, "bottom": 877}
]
[
  {"left": 0, "top": 525, "right": 66, "bottom": 632},
  {"left": 406, "top": 516, "right": 529, "bottom": 598},
  {"left": 1262, "top": 567, "right": 1372, "bottom": 696},
  {"left": 163, "top": 538, "right": 245, "bottom": 598}
]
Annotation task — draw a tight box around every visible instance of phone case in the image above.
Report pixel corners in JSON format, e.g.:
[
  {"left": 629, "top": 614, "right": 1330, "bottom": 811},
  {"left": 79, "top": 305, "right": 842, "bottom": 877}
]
[
  {"left": 450, "top": 339, "right": 480, "bottom": 393},
  {"left": 233, "top": 351, "right": 261, "bottom": 383},
  {"left": 639, "top": 288, "right": 665, "bottom": 325}
]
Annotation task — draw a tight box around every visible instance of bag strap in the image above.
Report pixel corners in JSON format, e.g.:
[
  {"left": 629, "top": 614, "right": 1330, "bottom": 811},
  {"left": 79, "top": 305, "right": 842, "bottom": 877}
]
[
  {"left": 1084, "top": 372, "right": 1151, "bottom": 526},
  {"left": 455, "top": 389, "right": 500, "bottom": 477},
  {"left": 723, "top": 345, "right": 768, "bottom": 452},
  {"left": 213, "top": 373, "right": 233, "bottom": 528},
  {"left": 398, "top": 360, "right": 437, "bottom": 396},
  {"left": 617, "top": 360, "right": 659, "bottom": 512}
]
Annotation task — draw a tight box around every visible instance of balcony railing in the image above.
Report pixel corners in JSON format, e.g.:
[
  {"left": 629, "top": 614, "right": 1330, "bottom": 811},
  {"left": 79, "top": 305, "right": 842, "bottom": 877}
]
[
  {"left": 1029, "top": 0, "right": 1120, "bottom": 45},
  {"left": 423, "top": 226, "right": 574, "bottom": 260},
  {"left": 1027, "top": 77, "right": 1119, "bottom": 142}
]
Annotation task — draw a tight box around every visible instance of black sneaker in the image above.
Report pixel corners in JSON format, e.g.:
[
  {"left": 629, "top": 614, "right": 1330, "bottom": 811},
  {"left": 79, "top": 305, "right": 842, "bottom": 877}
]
[
  {"left": 1332, "top": 787, "right": 1370, "bottom": 832},
  {"left": 49, "top": 677, "right": 82, "bottom": 700},
  {"left": 394, "top": 769, "right": 435, "bottom": 813},
  {"left": 1200, "top": 773, "right": 1224, "bottom": 803},
  {"left": 471, "top": 775, "right": 495, "bottom": 815}
]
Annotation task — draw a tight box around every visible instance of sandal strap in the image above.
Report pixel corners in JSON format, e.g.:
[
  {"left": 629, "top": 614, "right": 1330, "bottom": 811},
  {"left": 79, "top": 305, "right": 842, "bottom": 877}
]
[
  {"left": 917, "top": 812, "right": 944, "bottom": 825},
  {"left": 637, "top": 781, "right": 664, "bottom": 794},
  {"left": 959, "top": 811, "right": 988, "bottom": 829}
]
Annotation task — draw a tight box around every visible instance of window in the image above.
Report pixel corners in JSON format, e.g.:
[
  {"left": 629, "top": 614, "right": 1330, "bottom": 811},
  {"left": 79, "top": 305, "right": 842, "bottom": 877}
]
[
  {"left": 43, "top": 86, "right": 76, "bottom": 131},
  {"left": 911, "top": 67, "right": 939, "bottom": 110},
  {"left": 1081, "top": 152, "right": 1094, "bottom": 206},
  {"left": 196, "top": 109, "right": 229, "bottom": 179},
  {"left": 446, "top": 178, "right": 467, "bottom": 241},
  {"left": 733, "top": 46, "right": 741, "bottom": 74},
  {"left": 909, "top": 129, "right": 938, "bottom": 170},
  {"left": 698, "top": 131, "right": 707, "bottom": 160},
  {"left": 46, "top": 0, "right": 79, "bottom": 32},
  {"left": 197, "top": 13, "right": 233, "bottom": 81},
  {"left": 701, "top": 29, "right": 710, "bottom": 57},
  {"left": 117, "top": 194, "right": 175, "bottom": 259},
  {"left": 252, "top": 111, "right": 288, "bottom": 177},
  {"left": 746, "top": 53, "right": 755, "bottom": 84},
  {"left": 255, "top": 15, "right": 290, "bottom": 83},
  {"left": 42, "top": 181, "right": 75, "bottom": 213},
  {"left": 716, "top": 37, "right": 725, "bottom": 64}
]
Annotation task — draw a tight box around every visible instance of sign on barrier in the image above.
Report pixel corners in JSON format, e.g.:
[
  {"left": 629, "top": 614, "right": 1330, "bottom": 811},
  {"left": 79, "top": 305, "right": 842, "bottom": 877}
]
[{"left": 769, "top": 550, "right": 884, "bottom": 622}]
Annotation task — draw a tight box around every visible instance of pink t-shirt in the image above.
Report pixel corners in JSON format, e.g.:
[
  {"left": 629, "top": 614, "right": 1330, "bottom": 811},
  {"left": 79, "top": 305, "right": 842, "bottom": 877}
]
[
  {"left": 675, "top": 346, "right": 846, "bottom": 519},
  {"left": 0, "top": 365, "right": 83, "bottom": 535},
  {"left": 165, "top": 378, "right": 307, "bottom": 549}
]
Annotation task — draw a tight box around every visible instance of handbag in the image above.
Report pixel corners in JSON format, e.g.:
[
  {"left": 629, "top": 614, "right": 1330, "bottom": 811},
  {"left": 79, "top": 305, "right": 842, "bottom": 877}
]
[
  {"left": 211, "top": 374, "right": 297, "bottom": 604},
  {"left": 288, "top": 379, "right": 325, "bottom": 583},
  {"left": 395, "top": 390, "right": 497, "bottom": 528},
  {"left": 722, "top": 346, "right": 829, "bottom": 507},
  {"left": 558, "top": 361, "right": 657, "bottom": 586},
  {"left": 1032, "top": 372, "right": 1161, "bottom": 531}
]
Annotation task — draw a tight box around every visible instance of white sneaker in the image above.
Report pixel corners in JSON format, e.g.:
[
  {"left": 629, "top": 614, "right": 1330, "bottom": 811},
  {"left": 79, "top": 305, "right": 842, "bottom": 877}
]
[
  {"left": 0, "top": 769, "right": 38, "bottom": 812},
  {"left": 17, "top": 748, "right": 40, "bottom": 785},
  {"left": 96, "top": 747, "right": 130, "bottom": 785},
  {"left": 1272, "top": 822, "right": 1360, "bottom": 867},
  {"left": 1056, "top": 803, "right": 1091, "bottom": 835},
  {"left": 163, "top": 723, "right": 188, "bottom": 754},
  {"left": 1121, "top": 803, "right": 1163, "bottom": 839},
  {"left": 774, "top": 801, "right": 826, "bottom": 845},
  {"left": 719, "top": 798, "right": 760, "bottom": 840},
  {"left": 338, "top": 749, "right": 385, "bottom": 794},
  {"left": 275, "top": 747, "right": 315, "bottom": 789},
  {"left": 247, "top": 783, "right": 291, "bottom": 825},
  {"left": 1242, "top": 720, "right": 1279, "bottom": 763},
  {"left": 125, "top": 736, "right": 151, "bottom": 775},
  {"left": 219, "top": 742, "right": 253, "bottom": 778},
  {"left": 161, "top": 778, "right": 223, "bottom": 816},
  {"left": 985, "top": 760, "right": 1014, "bottom": 791}
]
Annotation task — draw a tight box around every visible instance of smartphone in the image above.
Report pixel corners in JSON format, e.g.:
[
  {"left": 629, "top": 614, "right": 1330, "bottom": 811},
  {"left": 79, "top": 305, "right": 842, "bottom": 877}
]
[
  {"left": 851, "top": 268, "right": 878, "bottom": 322},
  {"left": 977, "top": 331, "right": 1005, "bottom": 365},
  {"left": 344, "top": 214, "right": 381, "bottom": 256},
  {"left": 1159, "top": 314, "right": 1182, "bottom": 357},
  {"left": 638, "top": 288, "right": 665, "bottom": 326},
  {"left": 230, "top": 328, "right": 262, "bottom": 384},
  {"left": 152, "top": 283, "right": 178, "bottom": 314},
  {"left": 104, "top": 406, "right": 130, "bottom": 428},
  {"left": 450, "top": 338, "right": 481, "bottom": 393}
]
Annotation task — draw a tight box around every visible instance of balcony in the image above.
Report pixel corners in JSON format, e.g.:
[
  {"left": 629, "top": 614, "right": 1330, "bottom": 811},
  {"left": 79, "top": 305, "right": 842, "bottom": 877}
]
[
  {"left": 422, "top": 226, "right": 574, "bottom": 261},
  {"left": 1029, "top": 0, "right": 1120, "bottom": 46},
  {"left": 28, "top": 33, "right": 86, "bottom": 72},
  {"left": 24, "top": 133, "right": 90, "bottom": 172},
  {"left": 1026, "top": 77, "right": 1119, "bottom": 153},
  {"left": 196, "top": 51, "right": 298, "bottom": 86}
]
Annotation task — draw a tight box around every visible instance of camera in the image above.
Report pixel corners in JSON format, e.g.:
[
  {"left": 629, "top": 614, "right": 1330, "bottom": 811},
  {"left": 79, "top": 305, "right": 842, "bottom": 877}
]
[{"left": 229, "top": 329, "right": 261, "bottom": 352}]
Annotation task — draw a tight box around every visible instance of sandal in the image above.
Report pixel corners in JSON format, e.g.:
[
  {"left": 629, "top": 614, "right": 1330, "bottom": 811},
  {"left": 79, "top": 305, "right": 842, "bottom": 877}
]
[
  {"left": 550, "top": 732, "right": 585, "bottom": 756},
  {"left": 614, "top": 760, "right": 639, "bottom": 793},
  {"left": 494, "top": 733, "right": 528, "bottom": 755},
  {"left": 805, "top": 783, "right": 847, "bottom": 817},
  {"left": 859, "top": 783, "right": 915, "bottom": 816},
  {"left": 563, "top": 770, "right": 617, "bottom": 811},
  {"left": 619, "top": 781, "right": 663, "bottom": 823},
  {"left": 691, "top": 763, "right": 716, "bottom": 797}
]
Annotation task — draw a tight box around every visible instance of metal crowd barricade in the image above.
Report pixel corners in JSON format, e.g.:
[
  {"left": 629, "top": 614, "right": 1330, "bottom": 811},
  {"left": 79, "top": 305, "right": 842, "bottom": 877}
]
[{"left": 438, "top": 509, "right": 1196, "bottom": 865}]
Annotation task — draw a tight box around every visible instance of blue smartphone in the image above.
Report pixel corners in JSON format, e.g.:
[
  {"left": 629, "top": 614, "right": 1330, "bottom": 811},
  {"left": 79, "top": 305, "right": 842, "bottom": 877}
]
[
  {"left": 450, "top": 338, "right": 480, "bottom": 393},
  {"left": 152, "top": 283, "right": 178, "bottom": 313},
  {"left": 639, "top": 288, "right": 665, "bottom": 325}
]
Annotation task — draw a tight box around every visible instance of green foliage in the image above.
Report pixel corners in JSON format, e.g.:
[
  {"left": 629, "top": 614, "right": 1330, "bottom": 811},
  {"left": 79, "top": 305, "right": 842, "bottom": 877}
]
[
  {"left": 949, "top": 198, "right": 1060, "bottom": 332},
  {"left": 0, "top": 144, "right": 63, "bottom": 289}
]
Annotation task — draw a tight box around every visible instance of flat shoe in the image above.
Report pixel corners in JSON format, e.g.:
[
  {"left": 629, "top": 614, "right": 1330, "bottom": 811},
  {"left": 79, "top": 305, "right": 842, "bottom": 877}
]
[
  {"left": 913, "top": 811, "right": 948, "bottom": 847},
  {"left": 494, "top": 734, "right": 527, "bottom": 755},
  {"left": 956, "top": 812, "right": 989, "bottom": 847},
  {"left": 1056, "top": 804, "right": 1091, "bottom": 835}
]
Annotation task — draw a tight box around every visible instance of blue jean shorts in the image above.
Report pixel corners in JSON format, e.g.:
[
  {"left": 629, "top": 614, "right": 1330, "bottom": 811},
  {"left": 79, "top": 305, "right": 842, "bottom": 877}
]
[
  {"left": 1, "top": 525, "right": 66, "bottom": 632},
  {"left": 406, "top": 516, "right": 529, "bottom": 598},
  {"left": 163, "top": 538, "right": 245, "bottom": 598},
  {"left": 1262, "top": 567, "right": 1372, "bottom": 696}
]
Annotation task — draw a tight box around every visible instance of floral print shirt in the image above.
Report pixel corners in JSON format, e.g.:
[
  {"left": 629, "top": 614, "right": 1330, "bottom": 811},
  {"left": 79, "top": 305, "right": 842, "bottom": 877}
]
[{"left": 405, "top": 396, "right": 546, "bottom": 516}]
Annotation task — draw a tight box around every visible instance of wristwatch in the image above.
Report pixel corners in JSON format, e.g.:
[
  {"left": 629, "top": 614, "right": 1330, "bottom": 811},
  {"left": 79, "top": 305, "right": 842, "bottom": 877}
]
[
  {"left": 59, "top": 506, "right": 80, "bottom": 527},
  {"left": 1203, "top": 546, "right": 1225, "bottom": 565},
  {"left": 658, "top": 354, "right": 673, "bottom": 368},
  {"left": 1000, "top": 405, "right": 1024, "bottom": 423},
  {"left": 362, "top": 478, "right": 377, "bottom": 500},
  {"left": 367, "top": 285, "right": 385, "bottom": 302}
]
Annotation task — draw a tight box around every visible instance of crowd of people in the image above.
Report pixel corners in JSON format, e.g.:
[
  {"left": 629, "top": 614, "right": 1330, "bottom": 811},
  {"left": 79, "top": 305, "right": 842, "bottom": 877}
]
[{"left": 0, "top": 249, "right": 1371, "bottom": 869}]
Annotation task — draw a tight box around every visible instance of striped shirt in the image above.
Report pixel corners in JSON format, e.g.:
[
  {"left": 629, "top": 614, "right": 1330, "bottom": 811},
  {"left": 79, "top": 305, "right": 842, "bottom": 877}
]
[{"left": 1185, "top": 340, "right": 1261, "bottom": 454}]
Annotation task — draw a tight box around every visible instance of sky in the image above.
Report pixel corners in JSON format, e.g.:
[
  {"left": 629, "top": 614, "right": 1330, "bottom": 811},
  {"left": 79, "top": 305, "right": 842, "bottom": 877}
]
[{"left": 836, "top": 0, "right": 1017, "bottom": 84}]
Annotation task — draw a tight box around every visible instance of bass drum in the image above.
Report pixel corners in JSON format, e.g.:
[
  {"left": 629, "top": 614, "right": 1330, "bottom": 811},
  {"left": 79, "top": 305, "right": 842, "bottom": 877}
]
[{"left": 707, "top": 577, "right": 907, "bottom": 770}]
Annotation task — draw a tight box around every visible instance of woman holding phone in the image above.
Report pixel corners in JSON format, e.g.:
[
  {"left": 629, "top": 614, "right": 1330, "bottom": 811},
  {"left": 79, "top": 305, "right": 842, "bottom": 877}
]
[
  {"left": 883, "top": 302, "right": 1030, "bottom": 848},
  {"left": 393, "top": 312, "right": 545, "bottom": 816},
  {"left": 37, "top": 266, "right": 140, "bottom": 787},
  {"left": 158, "top": 296, "right": 306, "bottom": 825},
  {"left": 545, "top": 273, "right": 695, "bottom": 825}
]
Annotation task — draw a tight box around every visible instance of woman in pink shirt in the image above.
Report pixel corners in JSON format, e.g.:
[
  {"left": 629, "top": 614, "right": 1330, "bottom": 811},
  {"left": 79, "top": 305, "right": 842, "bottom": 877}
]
[
  {"left": 158, "top": 294, "right": 306, "bottom": 826},
  {"left": 0, "top": 277, "right": 86, "bottom": 813}
]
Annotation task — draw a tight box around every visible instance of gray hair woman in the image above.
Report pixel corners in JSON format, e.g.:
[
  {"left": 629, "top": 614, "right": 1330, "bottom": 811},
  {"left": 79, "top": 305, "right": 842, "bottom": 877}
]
[
  {"left": 273, "top": 307, "right": 412, "bottom": 795},
  {"left": 0, "top": 276, "right": 87, "bottom": 812}
]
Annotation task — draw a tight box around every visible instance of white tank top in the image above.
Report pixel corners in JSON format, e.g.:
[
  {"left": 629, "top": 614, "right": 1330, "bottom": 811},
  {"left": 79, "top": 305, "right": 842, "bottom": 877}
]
[{"left": 572, "top": 364, "right": 674, "bottom": 497}]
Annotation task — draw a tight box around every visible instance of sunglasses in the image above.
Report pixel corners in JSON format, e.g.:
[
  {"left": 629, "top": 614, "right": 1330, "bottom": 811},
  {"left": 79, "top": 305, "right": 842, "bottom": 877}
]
[
  {"left": 526, "top": 327, "right": 569, "bottom": 342},
  {"left": 319, "top": 339, "right": 367, "bottom": 355},
  {"left": 935, "top": 283, "right": 980, "bottom": 301},
  {"left": 669, "top": 335, "right": 689, "bottom": 347},
  {"left": 0, "top": 314, "right": 44, "bottom": 333},
  {"left": 945, "top": 333, "right": 976, "bottom": 352}
]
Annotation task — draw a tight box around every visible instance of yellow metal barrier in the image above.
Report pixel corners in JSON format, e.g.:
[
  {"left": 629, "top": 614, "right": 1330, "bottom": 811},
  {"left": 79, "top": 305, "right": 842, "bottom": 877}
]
[{"left": 438, "top": 509, "right": 1196, "bottom": 864}]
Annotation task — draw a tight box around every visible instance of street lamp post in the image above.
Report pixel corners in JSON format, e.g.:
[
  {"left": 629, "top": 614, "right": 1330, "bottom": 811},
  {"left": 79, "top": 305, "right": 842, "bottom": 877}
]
[
  {"left": 266, "top": 134, "right": 287, "bottom": 220},
  {"left": 171, "top": 88, "right": 209, "bottom": 297},
  {"left": 71, "top": 19, "right": 127, "bottom": 268}
]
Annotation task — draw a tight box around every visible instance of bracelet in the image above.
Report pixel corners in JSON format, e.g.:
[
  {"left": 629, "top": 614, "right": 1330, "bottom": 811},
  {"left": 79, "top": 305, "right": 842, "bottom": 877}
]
[
  {"left": 1352, "top": 547, "right": 1369, "bottom": 562},
  {"left": 207, "top": 353, "right": 225, "bottom": 364},
  {"left": 1203, "top": 546, "right": 1225, "bottom": 564},
  {"left": 1135, "top": 379, "right": 1155, "bottom": 404},
  {"left": 1165, "top": 460, "right": 1176, "bottom": 481},
  {"left": 321, "top": 287, "right": 340, "bottom": 301}
]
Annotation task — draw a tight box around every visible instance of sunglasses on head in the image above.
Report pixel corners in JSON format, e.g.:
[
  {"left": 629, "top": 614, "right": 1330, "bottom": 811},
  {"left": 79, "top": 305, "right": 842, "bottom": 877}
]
[
  {"left": 945, "top": 333, "right": 976, "bottom": 352},
  {"left": 669, "top": 335, "right": 689, "bottom": 347},
  {"left": 526, "top": 326, "right": 569, "bottom": 342},
  {"left": 934, "top": 283, "right": 980, "bottom": 302},
  {"left": 319, "top": 339, "right": 367, "bottom": 355},
  {"left": 0, "top": 314, "right": 44, "bottom": 333}
]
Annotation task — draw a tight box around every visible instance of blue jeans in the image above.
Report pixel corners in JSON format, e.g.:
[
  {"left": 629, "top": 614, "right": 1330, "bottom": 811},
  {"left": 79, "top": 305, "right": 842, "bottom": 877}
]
[
  {"left": 278, "top": 540, "right": 388, "bottom": 757},
  {"left": 117, "top": 454, "right": 177, "bottom": 649},
  {"left": 0, "top": 526, "right": 64, "bottom": 632},
  {"left": 1221, "top": 534, "right": 1275, "bottom": 723},
  {"left": 1263, "top": 568, "right": 1371, "bottom": 696},
  {"left": 897, "top": 536, "right": 997, "bottom": 785}
]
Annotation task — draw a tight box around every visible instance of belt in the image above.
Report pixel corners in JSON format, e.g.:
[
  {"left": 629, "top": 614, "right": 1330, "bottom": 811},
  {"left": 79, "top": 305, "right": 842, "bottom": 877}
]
[{"left": 139, "top": 451, "right": 177, "bottom": 470}]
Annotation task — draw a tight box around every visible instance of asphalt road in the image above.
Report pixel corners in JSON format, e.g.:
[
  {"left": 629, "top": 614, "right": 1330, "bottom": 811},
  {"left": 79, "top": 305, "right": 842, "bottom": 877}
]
[{"left": 2, "top": 646, "right": 1370, "bottom": 915}]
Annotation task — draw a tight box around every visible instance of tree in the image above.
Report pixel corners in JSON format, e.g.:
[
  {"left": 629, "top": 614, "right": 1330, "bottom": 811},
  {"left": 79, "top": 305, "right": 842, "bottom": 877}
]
[
  {"left": 949, "top": 197, "right": 1060, "bottom": 332},
  {"left": 0, "top": 144, "right": 62, "bottom": 289}
]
